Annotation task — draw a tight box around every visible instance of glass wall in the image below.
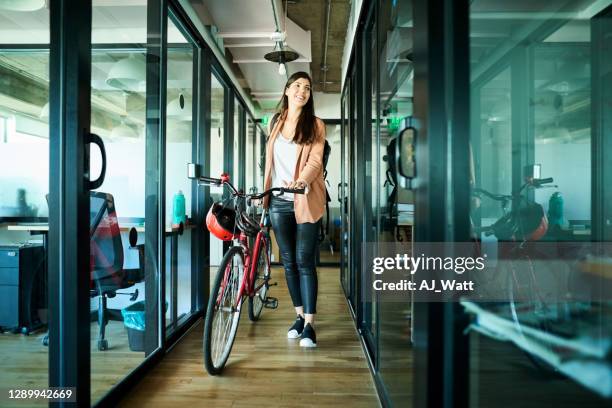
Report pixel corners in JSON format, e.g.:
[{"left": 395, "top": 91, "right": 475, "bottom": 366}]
[
  {"left": 362, "top": 6, "right": 378, "bottom": 354},
  {"left": 165, "top": 15, "right": 195, "bottom": 336},
  {"left": 209, "top": 73, "right": 225, "bottom": 269},
  {"left": 376, "top": 0, "right": 415, "bottom": 404},
  {"left": 256, "top": 126, "right": 265, "bottom": 193},
  {"left": 0, "top": 4, "right": 50, "bottom": 396},
  {"left": 89, "top": 0, "right": 158, "bottom": 402},
  {"left": 318, "top": 123, "right": 341, "bottom": 264},
  {"left": 232, "top": 97, "right": 242, "bottom": 188},
  {"left": 467, "top": 1, "right": 611, "bottom": 406},
  {"left": 246, "top": 116, "right": 255, "bottom": 192}
]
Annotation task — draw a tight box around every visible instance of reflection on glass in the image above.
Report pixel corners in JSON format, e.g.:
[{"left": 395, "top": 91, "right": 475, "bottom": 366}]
[
  {"left": 256, "top": 128, "right": 264, "bottom": 193},
  {"left": 89, "top": 0, "right": 155, "bottom": 403},
  {"left": 367, "top": 15, "right": 378, "bottom": 340},
  {"left": 165, "top": 16, "right": 194, "bottom": 336},
  {"left": 0, "top": 5, "right": 50, "bottom": 396},
  {"left": 210, "top": 74, "right": 225, "bottom": 270},
  {"left": 319, "top": 124, "right": 341, "bottom": 264},
  {"left": 468, "top": 1, "right": 610, "bottom": 407},
  {"left": 233, "top": 98, "right": 241, "bottom": 187},
  {"left": 246, "top": 117, "right": 254, "bottom": 191},
  {"left": 377, "top": 1, "right": 414, "bottom": 405}
]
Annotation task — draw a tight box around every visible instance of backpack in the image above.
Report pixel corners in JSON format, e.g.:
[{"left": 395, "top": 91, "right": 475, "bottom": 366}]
[{"left": 270, "top": 113, "right": 332, "bottom": 242}]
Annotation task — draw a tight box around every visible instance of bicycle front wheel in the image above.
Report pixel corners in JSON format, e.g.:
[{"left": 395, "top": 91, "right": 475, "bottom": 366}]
[
  {"left": 248, "top": 235, "right": 271, "bottom": 321},
  {"left": 203, "top": 246, "right": 245, "bottom": 375}
]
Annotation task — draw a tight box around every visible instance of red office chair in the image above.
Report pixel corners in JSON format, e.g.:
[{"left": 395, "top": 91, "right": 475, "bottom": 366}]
[{"left": 90, "top": 192, "right": 144, "bottom": 351}]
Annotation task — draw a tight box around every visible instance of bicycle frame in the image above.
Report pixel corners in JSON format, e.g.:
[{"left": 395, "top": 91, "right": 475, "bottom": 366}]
[
  {"left": 188, "top": 167, "right": 303, "bottom": 310},
  {"left": 232, "top": 208, "right": 271, "bottom": 309}
]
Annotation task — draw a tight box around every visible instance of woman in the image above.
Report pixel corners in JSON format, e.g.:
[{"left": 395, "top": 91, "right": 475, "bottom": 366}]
[{"left": 263, "top": 71, "right": 327, "bottom": 348}]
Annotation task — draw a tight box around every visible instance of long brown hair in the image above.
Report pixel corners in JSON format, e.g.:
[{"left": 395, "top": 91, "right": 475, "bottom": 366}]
[{"left": 275, "top": 71, "right": 317, "bottom": 145}]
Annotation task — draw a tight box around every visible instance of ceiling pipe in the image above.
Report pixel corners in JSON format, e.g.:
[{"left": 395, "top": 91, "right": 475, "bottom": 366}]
[
  {"left": 321, "top": 0, "right": 332, "bottom": 92},
  {"left": 270, "top": 0, "right": 290, "bottom": 79},
  {"left": 271, "top": 0, "right": 284, "bottom": 33},
  {"left": 178, "top": 0, "right": 259, "bottom": 117}
]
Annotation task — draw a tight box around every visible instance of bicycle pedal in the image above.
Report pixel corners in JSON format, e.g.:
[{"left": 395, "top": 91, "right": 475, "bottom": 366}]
[{"left": 264, "top": 297, "right": 278, "bottom": 309}]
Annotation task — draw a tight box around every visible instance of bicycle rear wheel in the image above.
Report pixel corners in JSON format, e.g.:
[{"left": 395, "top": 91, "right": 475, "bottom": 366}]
[
  {"left": 203, "top": 246, "right": 245, "bottom": 375},
  {"left": 248, "top": 235, "right": 271, "bottom": 321}
]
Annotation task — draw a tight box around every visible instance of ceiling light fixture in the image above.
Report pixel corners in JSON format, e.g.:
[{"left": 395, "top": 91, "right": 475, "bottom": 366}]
[
  {"left": 106, "top": 55, "right": 146, "bottom": 92},
  {"left": 0, "top": 0, "right": 45, "bottom": 11},
  {"left": 264, "top": 34, "right": 298, "bottom": 76},
  {"left": 265, "top": 0, "right": 298, "bottom": 76}
]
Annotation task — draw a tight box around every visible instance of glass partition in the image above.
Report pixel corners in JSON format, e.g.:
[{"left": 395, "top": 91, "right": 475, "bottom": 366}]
[
  {"left": 165, "top": 15, "right": 195, "bottom": 337},
  {"left": 209, "top": 73, "right": 225, "bottom": 270},
  {"left": 467, "top": 1, "right": 611, "bottom": 406},
  {"left": 0, "top": 4, "right": 50, "bottom": 397},
  {"left": 233, "top": 97, "right": 242, "bottom": 188},
  {"left": 377, "top": 0, "right": 414, "bottom": 404},
  {"left": 89, "top": 0, "right": 158, "bottom": 402},
  {"left": 318, "top": 123, "right": 341, "bottom": 264},
  {"left": 246, "top": 116, "right": 255, "bottom": 192},
  {"left": 256, "top": 127, "right": 265, "bottom": 193}
]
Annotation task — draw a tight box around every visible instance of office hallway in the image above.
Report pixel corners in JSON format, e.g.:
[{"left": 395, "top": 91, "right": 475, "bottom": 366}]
[{"left": 119, "top": 267, "right": 379, "bottom": 408}]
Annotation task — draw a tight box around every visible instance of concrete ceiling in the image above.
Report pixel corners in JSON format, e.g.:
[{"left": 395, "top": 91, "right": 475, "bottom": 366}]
[
  {"left": 286, "top": 0, "right": 350, "bottom": 94},
  {"left": 198, "top": 0, "right": 349, "bottom": 111}
]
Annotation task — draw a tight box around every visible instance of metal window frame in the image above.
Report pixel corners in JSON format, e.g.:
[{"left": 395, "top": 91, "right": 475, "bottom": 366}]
[
  {"left": 48, "top": 1, "right": 93, "bottom": 406},
  {"left": 44, "top": 0, "right": 265, "bottom": 405},
  {"left": 411, "top": 2, "right": 470, "bottom": 408},
  {"left": 591, "top": 6, "right": 612, "bottom": 241}
]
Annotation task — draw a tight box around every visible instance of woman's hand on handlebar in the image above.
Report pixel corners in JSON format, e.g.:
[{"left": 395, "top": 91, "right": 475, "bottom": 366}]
[{"left": 284, "top": 179, "right": 307, "bottom": 190}]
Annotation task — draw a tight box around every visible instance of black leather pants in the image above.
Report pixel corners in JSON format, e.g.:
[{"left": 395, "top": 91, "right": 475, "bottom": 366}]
[{"left": 269, "top": 196, "right": 319, "bottom": 314}]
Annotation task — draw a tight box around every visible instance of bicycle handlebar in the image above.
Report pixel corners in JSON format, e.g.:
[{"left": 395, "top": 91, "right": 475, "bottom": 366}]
[
  {"left": 192, "top": 172, "right": 304, "bottom": 201},
  {"left": 473, "top": 188, "right": 511, "bottom": 202},
  {"left": 532, "top": 177, "right": 553, "bottom": 187},
  {"left": 474, "top": 177, "right": 555, "bottom": 201},
  {"left": 249, "top": 187, "right": 305, "bottom": 199}
]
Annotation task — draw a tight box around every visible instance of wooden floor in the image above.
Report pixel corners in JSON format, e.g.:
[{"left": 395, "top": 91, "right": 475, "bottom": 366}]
[
  {"left": 0, "top": 320, "right": 147, "bottom": 407},
  {"left": 119, "top": 266, "right": 380, "bottom": 408}
]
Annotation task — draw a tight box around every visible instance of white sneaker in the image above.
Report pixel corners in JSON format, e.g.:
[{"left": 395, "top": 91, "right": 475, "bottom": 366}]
[
  {"left": 299, "top": 323, "right": 317, "bottom": 348},
  {"left": 287, "top": 316, "right": 305, "bottom": 339}
]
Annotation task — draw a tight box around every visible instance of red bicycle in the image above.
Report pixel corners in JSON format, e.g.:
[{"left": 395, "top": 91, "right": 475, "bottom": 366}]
[{"left": 189, "top": 169, "right": 303, "bottom": 375}]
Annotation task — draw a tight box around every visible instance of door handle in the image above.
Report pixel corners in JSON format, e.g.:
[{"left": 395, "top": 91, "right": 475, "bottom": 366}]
[{"left": 87, "top": 133, "right": 106, "bottom": 190}]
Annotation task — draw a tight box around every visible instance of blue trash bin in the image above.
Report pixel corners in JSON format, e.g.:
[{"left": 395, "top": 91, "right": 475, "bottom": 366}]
[{"left": 121, "top": 301, "right": 145, "bottom": 352}]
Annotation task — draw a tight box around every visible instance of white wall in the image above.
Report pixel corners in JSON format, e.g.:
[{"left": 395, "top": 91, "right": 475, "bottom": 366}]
[
  {"left": 313, "top": 92, "right": 341, "bottom": 119},
  {"left": 534, "top": 141, "right": 591, "bottom": 222}
]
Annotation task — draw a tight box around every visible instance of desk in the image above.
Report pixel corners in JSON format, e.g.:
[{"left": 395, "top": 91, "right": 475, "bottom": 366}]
[
  {"left": 1, "top": 222, "right": 194, "bottom": 338},
  {"left": 4, "top": 223, "right": 192, "bottom": 234}
]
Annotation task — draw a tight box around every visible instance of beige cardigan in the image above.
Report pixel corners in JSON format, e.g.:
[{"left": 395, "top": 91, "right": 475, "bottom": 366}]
[{"left": 263, "top": 113, "right": 327, "bottom": 224}]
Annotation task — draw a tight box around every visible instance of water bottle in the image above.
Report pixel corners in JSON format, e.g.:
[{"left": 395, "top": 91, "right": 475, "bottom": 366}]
[{"left": 172, "top": 190, "right": 186, "bottom": 226}]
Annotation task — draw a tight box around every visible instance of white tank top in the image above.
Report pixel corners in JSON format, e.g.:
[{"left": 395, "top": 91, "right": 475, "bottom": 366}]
[{"left": 272, "top": 132, "right": 298, "bottom": 201}]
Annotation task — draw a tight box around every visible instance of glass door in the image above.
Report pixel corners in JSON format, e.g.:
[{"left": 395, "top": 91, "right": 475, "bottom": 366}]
[
  {"left": 467, "top": 2, "right": 612, "bottom": 406},
  {"left": 376, "top": 0, "right": 415, "bottom": 404},
  {"left": 340, "top": 89, "right": 350, "bottom": 295},
  {"left": 0, "top": 3, "right": 50, "bottom": 395},
  {"left": 89, "top": 0, "right": 163, "bottom": 402},
  {"left": 165, "top": 12, "right": 196, "bottom": 336},
  {"left": 209, "top": 72, "right": 226, "bottom": 277},
  {"left": 361, "top": 4, "right": 378, "bottom": 359}
]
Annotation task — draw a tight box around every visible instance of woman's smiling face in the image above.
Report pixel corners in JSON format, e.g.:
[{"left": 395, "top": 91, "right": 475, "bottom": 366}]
[{"left": 285, "top": 77, "right": 311, "bottom": 108}]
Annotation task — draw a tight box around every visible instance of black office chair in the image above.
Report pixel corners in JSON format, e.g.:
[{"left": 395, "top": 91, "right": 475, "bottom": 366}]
[{"left": 90, "top": 192, "right": 144, "bottom": 351}]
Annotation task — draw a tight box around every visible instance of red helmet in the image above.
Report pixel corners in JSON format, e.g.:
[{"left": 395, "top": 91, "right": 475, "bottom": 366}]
[{"left": 206, "top": 202, "right": 236, "bottom": 241}]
